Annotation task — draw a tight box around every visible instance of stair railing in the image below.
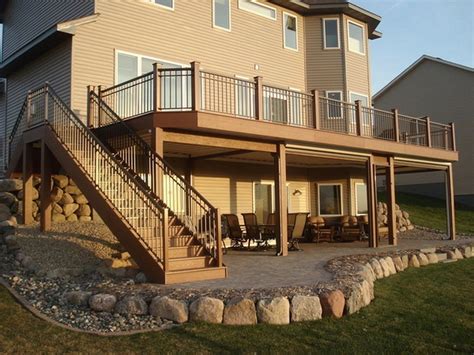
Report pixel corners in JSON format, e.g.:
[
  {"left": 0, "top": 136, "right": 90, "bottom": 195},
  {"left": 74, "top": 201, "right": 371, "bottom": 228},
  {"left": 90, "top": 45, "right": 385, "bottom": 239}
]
[
  {"left": 88, "top": 90, "right": 222, "bottom": 266},
  {"left": 9, "top": 83, "right": 168, "bottom": 265}
]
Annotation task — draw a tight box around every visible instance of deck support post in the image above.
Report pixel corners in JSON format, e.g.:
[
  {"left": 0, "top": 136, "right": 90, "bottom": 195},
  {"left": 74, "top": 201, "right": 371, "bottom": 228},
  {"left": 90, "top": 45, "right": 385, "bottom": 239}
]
[
  {"left": 392, "top": 108, "right": 400, "bottom": 142},
  {"left": 184, "top": 158, "right": 193, "bottom": 215},
  {"left": 191, "top": 61, "right": 201, "bottom": 112},
  {"left": 274, "top": 143, "right": 288, "bottom": 256},
  {"left": 450, "top": 122, "right": 456, "bottom": 151},
  {"left": 386, "top": 157, "right": 397, "bottom": 246},
  {"left": 215, "top": 208, "right": 223, "bottom": 267},
  {"left": 162, "top": 208, "right": 169, "bottom": 271},
  {"left": 254, "top": 76, "right": 263, "bottom": 120},
  {"left": 367, "top": 155, "right": 378, "bottom": 248},
  {"left": 86, "top": 85, "right": 93, "bottom": 128},
  {"left": 355, "top": 100, "right": 362, "bottom": 136},
  {"left": 40, "top": 140, "right": 53, "bottom": 232},
  {"left": 153, "top": 63, "right": 161, "bottom": 112},
  {"left": 97, "top": 85, "right": 103, "bottom": 127},
  {"left": 151, "top": 127, "right": 164, "bottom": 200},
  {"left": 446, "top": 164, "right": 456, "bottom": 240},
  {"left": 22, "top": 143, "right": 34, "bottom": 225},
  {"left": 312, "top": 90, "right": 320, "bottom": 129},
  {"left": 425, "top": 116, "right": 432, "bottom": 147}
]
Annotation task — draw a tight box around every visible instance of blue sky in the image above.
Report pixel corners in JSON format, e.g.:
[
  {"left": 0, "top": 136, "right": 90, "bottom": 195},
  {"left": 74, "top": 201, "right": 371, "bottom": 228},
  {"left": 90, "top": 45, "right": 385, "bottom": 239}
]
[{"left": 355, "top": 0, "right": 474, "bottom": 94}]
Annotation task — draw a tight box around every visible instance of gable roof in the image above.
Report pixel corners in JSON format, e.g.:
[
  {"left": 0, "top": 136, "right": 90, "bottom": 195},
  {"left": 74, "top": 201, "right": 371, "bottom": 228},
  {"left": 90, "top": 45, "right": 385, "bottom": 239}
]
[{"left": 373, "top": 55, "right": 474, "bottom": 100}]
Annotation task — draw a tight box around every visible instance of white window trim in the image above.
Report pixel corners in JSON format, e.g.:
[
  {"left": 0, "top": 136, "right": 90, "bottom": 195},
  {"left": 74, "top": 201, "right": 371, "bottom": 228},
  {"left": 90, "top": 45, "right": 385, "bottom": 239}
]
[
  {"left": 238, "top": 0, "right": 277, "bottom": 21},
  {"left": 325, "top": 90, "right": 343, "bottom": 119},
  {"left": 149, "top": 0, "right": 175, "bottom": 11},
  {"left": 348, "top": 91, "right": 369, "bottom": 106},
  {"left": 323, "top": 18, "right": 340, "bottom": 50},
  {"left": 354, "top": 182, "right": 368, "bottom": 216},
  {"left": 213, "top": 0, "right": 232, "bottom": 32},
  {"left": 283, "top": 12, "right": 298, "bottom": 51},
  {"left": 347, "top": 19, "right": 366, "bottom": 55},
  {"left": 252, "top": 181, "right": 275, "bottom": 216},
  {"left": 317, "top": 183, "right": 344, "bottom": 217}
]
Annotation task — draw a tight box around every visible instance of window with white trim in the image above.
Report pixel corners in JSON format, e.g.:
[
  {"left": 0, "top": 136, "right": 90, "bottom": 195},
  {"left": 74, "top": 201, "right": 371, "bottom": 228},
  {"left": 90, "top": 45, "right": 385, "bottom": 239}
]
[
  {"left": 326, "top": 91, "right": 343, "bottom": 118},
  {"left": 318, "top": 183, "right": 343, "bottom": 216},
  {"left": 234, "top": 75, "right": 255, "bottom": 117},
  {"left": 323, "top": 18, "right": 340, "bottom": 49},
  {"left": 152, "top": 0, "right": 174, "bottom": 9},
  {"left": 348, "top": 21, "right": 365, "bottom": 54},
  {"left": 283, "top": 13, "right": 298, "bottom": 50},
  {"left": 355, "top": 183, "right": 368, "bottom": 215},
  {"left": 213, "top": 0, "right": 231, "bottom": 30},
  {"left": 238, "top": 0, "right": 276, "bottom": 20}
]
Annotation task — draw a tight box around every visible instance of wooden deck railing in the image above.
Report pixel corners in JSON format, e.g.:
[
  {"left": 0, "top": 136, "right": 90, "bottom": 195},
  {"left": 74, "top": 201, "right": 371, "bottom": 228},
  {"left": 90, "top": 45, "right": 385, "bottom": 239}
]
[{"left": 97, "top": 62, "right": 456, "bottom": 151}]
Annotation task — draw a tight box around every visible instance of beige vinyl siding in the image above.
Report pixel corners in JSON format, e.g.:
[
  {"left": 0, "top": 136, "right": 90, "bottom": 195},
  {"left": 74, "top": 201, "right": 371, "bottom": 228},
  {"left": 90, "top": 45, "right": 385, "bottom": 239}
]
[
  {"left": 71, "top": 0, "right": 306, "bottom": 118},
  {"left": 305, "top": 15, "right": 345, "bottom": 94},
  {"left": 2, "top": 0, "right": 94, "bottom": 60},
  {"left": 343, "top": 15, "right": 371, "bottom": 101},
  {"left": 5, "top": 40, "right": 72, "bottom": 142}
]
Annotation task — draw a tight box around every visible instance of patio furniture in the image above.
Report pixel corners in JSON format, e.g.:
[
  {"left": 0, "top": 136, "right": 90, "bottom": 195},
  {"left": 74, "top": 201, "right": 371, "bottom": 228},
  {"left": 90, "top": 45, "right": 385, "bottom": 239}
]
[
  {"left": 338, "top": 215, "right": 363, "bottom": 242},
  {"left": 358, "top": 215, "right": 389, "bottom": 242},
  {"left": 222, "top": 214, "right": 246, "bottom": 249},
  {"left": 262, "top": 213, "right": 276, "bottom": 242},
  {"left": 307, "top": 216, "right": 335, "bottom": 243},
  {"left": 241, "top": 213, "right": 268, "bottom": 249},
  {"left": 288, "top": 212, "right": 308, "bottom": 251}
]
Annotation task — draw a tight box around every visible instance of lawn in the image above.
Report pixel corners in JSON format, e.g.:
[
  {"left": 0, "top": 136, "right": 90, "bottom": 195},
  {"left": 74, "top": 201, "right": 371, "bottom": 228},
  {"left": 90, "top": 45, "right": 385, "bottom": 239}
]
[
  {"left": 0, "top": 258, "right": 473, "bottom": 353},
  {"left": 380, "top": 192, "right": 474, "bottom": 235}
]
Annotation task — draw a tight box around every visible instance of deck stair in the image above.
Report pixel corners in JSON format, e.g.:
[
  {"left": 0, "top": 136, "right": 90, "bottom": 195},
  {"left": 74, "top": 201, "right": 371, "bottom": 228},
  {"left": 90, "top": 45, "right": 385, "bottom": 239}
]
[{"left": 7, "top": 84, "right": 226, "bottom": 284}]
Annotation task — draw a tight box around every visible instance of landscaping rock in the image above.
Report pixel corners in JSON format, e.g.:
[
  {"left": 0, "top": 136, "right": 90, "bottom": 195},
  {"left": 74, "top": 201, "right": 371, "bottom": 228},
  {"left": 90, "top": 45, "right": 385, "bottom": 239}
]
[
  {"left": 358, "top": 263, "right": 375, "bottom": 285},
  {"left": 436, "top": 253, "right": 447, "bottom": 261},
  {"left": 52, "top": 175, "right": 69, "bottom": 189},
  {"left": 291, "top": 295, "right": 322, "bottom": 322},
  {"left": 75, "top": 194, "right": 88, "bottom": 204},
  {"left": 384, "top": 257, "right": 397, "bottom": 275},
  {"left": 392, "top": 256, "right": 404, "bottom": 272},
  {"left": 0, "top": 225, "right": 16, "bottom": 237},
  {"left": 345, "top": 280, "right": 371, "bottom": 315},
  {"left": 66, "top": 213, "right": 78, "bottom": 222},
  {"left": 150, "top": 296, "right": 189, "bottom": 324},
  {"left": 65, "top": 185, "right": 81, "bottom": 195},
  {"left": 257, "top": 297, "right": 290, "bottom": 325},
  {"left": 369, "top": 258, "right": 384, "bottom": 279},
  {"left": 134, "top": 272, "right": 147, "bottom": 284},
  {"left": 53, "top": 203, "right": 63, "bottom": 214},
  {"left": 427, "top": 253, "right": 439, "bottom": 264},
  {"left": 79, "top": 216, "right": 92, "bottom": 222},
  {"left": 319, "top": 290, "right": 345, "bottom": 318},
  {"left": 453, "top": 248, "right": 464, "bottom": 260},
  {"left": 0, "top": 192, "right": 17, "bottom": 207},
  {"left": 417, "top": 253, "right": 429, "bottom": 266},
  {"left": 0, "top": 179, "right": 23, "bottom": 192},
  {"left": 59, "top": 193, "right": 74, "bottom": 205},
  {"left": 408, "top": 254, "right": 420, "bottom": 267},
  {"left": 115, "top": 295, "right": 148, "bottom": 315},
  {"left": 461, "top": 246, "right": 472, "bottom": 258},
  {"left": 189, "top": 297, "right": 224, "bottom": 324},
  {"left": 18, "top": 187, "right": 39, "bottom": 200},
  {"left": 65, "top": 290, "right": 92, "bottom": 306},
  {"left": 401, "top": 254, "right": 409, "bottom": 269},
  {"left": 62, "top": 203, "right": 79, "bottom": 217},
  {"left": 223, "top": 297, "right": 257, "bottom": 325},
  {"left": 89, "top": 293, "right": 117, "bottom": 312},
  {"left": 52, "top": 213, "right": 66, "bottom": 223},
  {"left": 77, "top": 204, "right": 91, "bottom": 217},
  {"left": 378, "top": 258, "right": 391, "bottom": 277},
  {"left": 51, "top": 187, "right": 63, "bottom": 203}
]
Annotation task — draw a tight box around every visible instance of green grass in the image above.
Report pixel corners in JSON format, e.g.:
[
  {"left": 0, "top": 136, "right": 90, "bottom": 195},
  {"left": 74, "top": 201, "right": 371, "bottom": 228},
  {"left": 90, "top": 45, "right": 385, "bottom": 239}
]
[
  {"left": 0, "top": 259, "right": 473, "bottom": 353},
  {"left": 379, "top": 192, "right": 474, "bottom": 235}
]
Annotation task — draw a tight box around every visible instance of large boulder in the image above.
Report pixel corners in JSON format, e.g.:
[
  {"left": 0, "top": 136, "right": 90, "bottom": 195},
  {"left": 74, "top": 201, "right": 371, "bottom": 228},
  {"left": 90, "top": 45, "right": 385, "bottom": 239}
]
[
  {"left": 89, "top": 293, "right": 117, "bottom": 312},
  {"left": 408, "top": 255, "right": 420, "bottom": 268},
  {"left": 358, "top": 263, "right": 376, "bottom": 286},
  {"left": 256, "top": 297, "right": 290, "bottom": 325},
  {"left": 401, "top": 254, "right": 409, "bottom": 269},
  {"left": 66, "top": 214, "right": 78, "bottom": 222},
  {"left": 17, "top": 187, "right": 39, "bottom": 200},
  {"left": 426, "top": 253, "right": 439, "bottom": 264},
  {"left": 76, "top": 204, "right": 91, "bottom": 217},
  {"left": 189, "top": 297, "right": 224, "bottom": 324},
  {"left": 0, "top": 179, "right": 23, "bottom": 192},
  {"left": 453, "top": 249, "right": 464, "bottom": 260},
  {"left": 115, "top": 295, "right": 148, "bottom": 315},
  {"left": 59, "top": 193, "right": 74, "bottom": 205},
  {"left": 223, "top": 297, "right": 257, "bottom": 325},
  {"left": 75, "top": 194, "right": 88, "bottom": 204},
  {"left": 383, "top": 257, "right": 397, "bottom": 275},
  {"left": 51, "top": 187, "right": 63, "bottom": 203},
  {"left": 53, "top": 203, "right": 63, "bottom": 214},
  {"left": 62, "top": 203, "right": 79, "bottom": 217},
  {"left": 378, "top": 258, "right": 391, "bottom": 277},
  {"left": 64, "top": 186, "right": 81, "bottom": 196},
  {"left": 417, "top": 253, "right": 429, "bottom": 266},
  {"left": 369, "top": 258, "right": 384, "bottom": 279},
  {"left": 79, "top": 216, "right": 92, "bottom": 222},
  {"left": 52, "top": 175, "right": 69, "bottom": 189},
  {"left": 64, "top": 290, "right": 92, "bottom": 306},
  {"left": 461, "top": 246, "right": 472, "bottom": 258},
  {"left": 0, "top": 192, "right": 17, "bottom": 207},
  {"left": 150, "top": 296, "right": 188, "bottom": 324},
  {"left": 319, "top": 290, "right": 345, "bottom": 318},
  {"left": 345, "top": 280, "right": 372, "bottom": 315},
  {"left": 291, "top": 295, "right": 322, "bottom": 322},
  {"left": 52, "top": 213, "right": 66, "bottom": 223},
  {"left": 392, "top": 256, "right": 404, "bottom": 272}
]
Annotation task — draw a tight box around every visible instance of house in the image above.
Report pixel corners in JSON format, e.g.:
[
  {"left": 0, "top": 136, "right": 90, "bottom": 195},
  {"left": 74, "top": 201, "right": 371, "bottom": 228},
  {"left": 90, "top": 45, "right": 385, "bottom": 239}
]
[
  {"left": 373, "top": 55, "right": 474, "bottom": 206},
  {"left": 0, "top": 0, "right": 458, "bottom": 284}
]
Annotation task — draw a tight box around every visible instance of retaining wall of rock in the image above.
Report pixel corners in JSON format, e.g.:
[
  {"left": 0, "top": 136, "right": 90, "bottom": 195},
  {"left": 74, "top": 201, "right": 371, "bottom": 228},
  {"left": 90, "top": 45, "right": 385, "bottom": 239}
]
[
  {"left": 377, "top": 202, "right": 414, "bottom": 232},
  {"left": 0, "top": 177, "right": 92, "bottom": 225}
]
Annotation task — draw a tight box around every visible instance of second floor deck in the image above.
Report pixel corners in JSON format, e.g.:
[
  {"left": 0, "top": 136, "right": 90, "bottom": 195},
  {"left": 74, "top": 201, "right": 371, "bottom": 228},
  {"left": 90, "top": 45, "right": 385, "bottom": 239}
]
[{"left": 92, "top": 62, "right": 458, "bottom": 162}]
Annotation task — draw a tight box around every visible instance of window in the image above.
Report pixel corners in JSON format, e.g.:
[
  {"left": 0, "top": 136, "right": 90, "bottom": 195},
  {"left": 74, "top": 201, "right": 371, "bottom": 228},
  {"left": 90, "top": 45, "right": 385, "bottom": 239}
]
[
  {"left": 348, "top": 21, "right": 365, "bottom": 54},
  {"left": 213, "top": 0, "right": 231, "bottom": 30},
  {"left": 235, "top": 75, "right": 255, "bottom": 117},
  {"left": 318, "top": 184, "right": 342, "bottom": 216},
  {"left": 117, "top": 53, "right": 139, "bottom": 84},
  {"left": 238, "top": 0, "right": 276, "bottom": 20},
  {"left": 326, "top": 91, "right": 343, "bottom": 118},
  {"left": 355, "top": 183, "right": 368, "bottom": 215},
  {"left": 264, "top": 92, "right": 288, "bottom": 123},
  {"left": 283, "top": 13, "right": 298, "bottom": 50},
  {"left": 323, "top": 18, "right": 340, "bottom": 49},
  {"left": 152, "top": 0, "right": 174, "bottom": 10},
  {"left": 349, "top": 91, "right": 371, "bottom": 134},
  {"left": 349, "top": 92, "right": 368, "bottom": 106},
  {"left": 253, "top": 182, "right": 274, "bottom": 223}
]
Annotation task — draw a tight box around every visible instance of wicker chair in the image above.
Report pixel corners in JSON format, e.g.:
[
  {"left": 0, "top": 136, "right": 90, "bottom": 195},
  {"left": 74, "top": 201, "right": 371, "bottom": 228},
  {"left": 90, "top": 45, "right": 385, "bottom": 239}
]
[
  {"left": 307, "top": 216, "right": 335, "bottom": 243},
  {"left": 358, "top": 215, "right": 389, "bottom": 242},
  {"left": 339, "top": 215, "right": 363, "bottom": 241}
]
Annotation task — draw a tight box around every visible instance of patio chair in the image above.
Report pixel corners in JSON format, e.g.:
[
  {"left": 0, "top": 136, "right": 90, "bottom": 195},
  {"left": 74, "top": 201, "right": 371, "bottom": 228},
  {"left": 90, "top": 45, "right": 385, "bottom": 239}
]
[
  {"left": 262, "top": 213, "right": 276, "bottom": 242},
  {"left": 222, "top": 214, "right": 246, "bottom": 249},
  {"left": 358, "top": 215, "right": 390, "bottom": 242},
  {"left": 288, "top": 212, "right": 308, "bottom": 251},
  {"left": 338, "top": 215, "right": 363, "bottom": 242},
  {"left": 241, "top": 213, "right": 267, "bottom": 249},
  {"left": 307, "top": 216, "right": 335, "bottom": 243}
]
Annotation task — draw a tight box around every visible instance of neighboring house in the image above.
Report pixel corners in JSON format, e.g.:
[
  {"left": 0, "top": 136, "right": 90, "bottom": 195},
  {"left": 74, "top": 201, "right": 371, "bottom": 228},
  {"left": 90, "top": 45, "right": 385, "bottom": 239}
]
[
  {"left": 0, "top": 1, "right": 459, "bottom": 283},
  {"left": 373, "top": 56, "right": 474, "bottom": 206}
]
